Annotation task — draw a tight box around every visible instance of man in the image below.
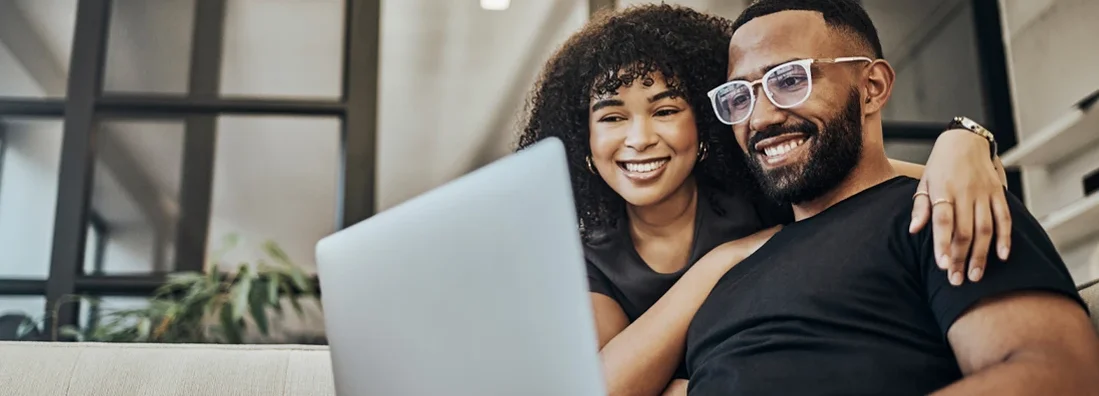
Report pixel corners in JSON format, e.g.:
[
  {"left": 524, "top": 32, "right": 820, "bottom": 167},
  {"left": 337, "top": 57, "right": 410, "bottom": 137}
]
[{"left": 684, "top": 0, "right": 1099, "bottom": 395}]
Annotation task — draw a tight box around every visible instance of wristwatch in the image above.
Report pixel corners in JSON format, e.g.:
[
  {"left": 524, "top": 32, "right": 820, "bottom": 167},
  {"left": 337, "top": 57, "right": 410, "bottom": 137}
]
[{"left": 947, "top": 116, "right": 997, "bottom": 160}]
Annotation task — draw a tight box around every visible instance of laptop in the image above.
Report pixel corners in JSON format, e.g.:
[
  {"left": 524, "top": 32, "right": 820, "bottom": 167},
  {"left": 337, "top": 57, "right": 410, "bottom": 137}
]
[{"left": 315, "top": 137, "right": 605, "bottom": 396}]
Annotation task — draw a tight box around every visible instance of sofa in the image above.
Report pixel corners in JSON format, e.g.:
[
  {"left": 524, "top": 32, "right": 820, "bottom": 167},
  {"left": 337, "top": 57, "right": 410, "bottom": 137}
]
[
  {"left": 0, "top": 342, "right": 335, "bottom": 396},
  {"left": 2, "top": 282, "right": 1098, "bottom": 396}
]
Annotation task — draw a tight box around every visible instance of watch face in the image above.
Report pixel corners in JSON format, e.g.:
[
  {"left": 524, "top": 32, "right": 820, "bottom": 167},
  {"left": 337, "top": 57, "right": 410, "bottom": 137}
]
[
  {"left": 959, "top": 117, "right": 990, "bottom": 136},
  {"left": 956, "top": 116, "right": 976, "bottom": 129}
]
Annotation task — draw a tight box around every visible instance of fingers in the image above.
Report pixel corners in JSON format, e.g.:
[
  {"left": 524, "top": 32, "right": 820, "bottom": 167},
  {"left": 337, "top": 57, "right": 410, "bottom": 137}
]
[
  {"left": 931, "top": 195, "right": 954, "bottom": 272},
  {"left": 947, "top": 197, "right": 974, "bottom": 286},
  {"left": 910, "top": 178, "right": 931, "bottom": 234},
  {"left": 967, "top": 198, "right": 993, "bottom": 282},
  {"left": 991, "top": 190, "right": 1012, "bottom": 261},
  {"left": 994, "top": 156, "right": 1009, "bottom": 187}
]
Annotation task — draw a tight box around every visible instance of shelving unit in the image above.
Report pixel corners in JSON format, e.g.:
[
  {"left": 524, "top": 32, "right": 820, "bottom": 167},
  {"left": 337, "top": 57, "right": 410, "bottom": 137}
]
[
  {"left": 999, "top": 0, "right": 1099, "bottom": 279},
  {"left": 1042, "top": 192, "right": 1099, "bottom": 249},
  {"left": 1001, "top": 89, "right": 1099, "bottom": 251},
  {"left": 1001, "top": 89, "right": 1099, "bottom": 168},
  {"left": 1006, "top": 89, "right": 1099, "bottom": 250}
]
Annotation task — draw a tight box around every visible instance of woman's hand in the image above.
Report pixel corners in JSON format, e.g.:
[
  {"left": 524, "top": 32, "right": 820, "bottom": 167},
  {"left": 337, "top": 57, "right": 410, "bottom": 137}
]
[{"left": 909, "top": 129, "right": 1012, "bottom": 286}]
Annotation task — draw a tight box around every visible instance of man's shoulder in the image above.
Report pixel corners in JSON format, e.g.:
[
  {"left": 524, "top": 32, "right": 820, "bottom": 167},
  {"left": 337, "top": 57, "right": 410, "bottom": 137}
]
[
  {"left": 867, "top": 176, "right": 920, "bottom": 204},
  {"left": 784, "top": 176, "right": 927, "bottom": 265},
  {"left": 836, "top": 176, "right": 920, "bottom": 212},
  {"left": 862, "top": 176, "right": 921, "bottom": 227},
  {"left": 812, "top": 176, "right": 920, "bottom": 231}
]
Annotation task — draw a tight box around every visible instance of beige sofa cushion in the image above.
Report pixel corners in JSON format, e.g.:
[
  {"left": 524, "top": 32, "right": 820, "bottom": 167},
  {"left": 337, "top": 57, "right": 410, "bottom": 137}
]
[
  {"left": 1078, "top": 280, "right": 1099, "bottom": 330},
  {"left": 0, "top": 342, "right": 334, "bottom": 396}
]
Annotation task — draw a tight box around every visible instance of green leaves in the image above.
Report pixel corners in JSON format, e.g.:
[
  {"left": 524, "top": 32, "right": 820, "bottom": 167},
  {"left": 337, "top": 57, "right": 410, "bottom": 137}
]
[
  {"left": 249, "top": 278, "right": 271, "bottom": 336},
  {"left": 157, "top": 272, "right": 206, "bottom": 297},
  {"left": 266, "top": 274, "right": 279, "bottom": 306},
  {"left": 135, "top": 318, "right": 152, "bottom": 342},
  {"left": 59, "top": 326, "right": 85, "bottom": 342},
  {"left": 219, "top": 299, "right": 242, "bottom": 344},
  {"left": 16, "top": 315, "right": 41, "bottom": 340},
  {"left": 47, "top": 238, "right": 318, "bottom": 344},
  {"left": 230, "top": 264, "right": 253, "bottom": 321}
]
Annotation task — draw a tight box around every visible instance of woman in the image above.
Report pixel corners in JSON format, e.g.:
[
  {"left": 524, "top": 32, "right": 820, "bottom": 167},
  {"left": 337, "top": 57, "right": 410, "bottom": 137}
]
[{"left": 516, "top": 5, "right": 1010, "bottom": 396}]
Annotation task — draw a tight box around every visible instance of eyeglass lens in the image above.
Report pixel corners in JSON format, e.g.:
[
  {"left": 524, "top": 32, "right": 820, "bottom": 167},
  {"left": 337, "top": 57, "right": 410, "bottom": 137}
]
[{"left": 714, "top": 62, "right": 812, "bottom": 124}]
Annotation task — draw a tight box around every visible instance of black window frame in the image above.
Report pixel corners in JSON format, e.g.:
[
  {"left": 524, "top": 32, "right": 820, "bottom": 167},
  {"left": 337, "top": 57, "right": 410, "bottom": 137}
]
[{"left": 0, "top": 0, "right": 380, "bottom": 335}]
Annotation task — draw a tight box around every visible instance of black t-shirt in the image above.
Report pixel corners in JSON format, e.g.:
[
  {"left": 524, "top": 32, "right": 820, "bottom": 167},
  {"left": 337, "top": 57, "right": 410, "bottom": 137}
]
[
  {"left": 685, "top": 176, "right": 1086, "bottom": 396},
  {"left": 585, "top": 185, "right": 793, "bottom": 378}
]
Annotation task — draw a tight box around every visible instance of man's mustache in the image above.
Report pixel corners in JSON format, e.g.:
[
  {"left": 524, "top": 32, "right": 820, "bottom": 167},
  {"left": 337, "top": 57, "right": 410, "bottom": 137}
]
[{"left": 747, "top": 122, "right": 820, "bottom": 154}]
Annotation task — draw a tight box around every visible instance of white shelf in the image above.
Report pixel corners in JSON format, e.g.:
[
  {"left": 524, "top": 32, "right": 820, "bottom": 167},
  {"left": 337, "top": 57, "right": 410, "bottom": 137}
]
[
  {"left": 1043, "top": 193, "right": 1099, "bottom": 249},
  {"left": 1002, "top": 89, "right": 1099, "bottom": 168}
]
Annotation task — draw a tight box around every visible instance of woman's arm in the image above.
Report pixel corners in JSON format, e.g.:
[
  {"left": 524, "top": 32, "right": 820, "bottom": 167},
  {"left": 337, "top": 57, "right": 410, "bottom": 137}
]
[
  {"left": 662, "top": 379, "right": 689, "bottom": 396},
  {"left": 897, "top": 128, "right": 1012, "bottom": 287},
  {"left": 591, "top": 226, "right": 779, "bottom": 396},
  {"left": 887, "top": 157, "right": 1007, "bottom": 187},
  {"left": 888, "top": 158, "right": 927, "bottom": 180}
]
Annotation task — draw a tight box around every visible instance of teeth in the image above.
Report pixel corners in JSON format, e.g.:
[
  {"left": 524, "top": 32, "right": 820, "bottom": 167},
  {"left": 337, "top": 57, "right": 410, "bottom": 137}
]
[
  {"left": 762, "top": 138, "right": 806, "bottom": 157},
  {"left": 623, "top": 160, "right": 668, "bottom": 173}
]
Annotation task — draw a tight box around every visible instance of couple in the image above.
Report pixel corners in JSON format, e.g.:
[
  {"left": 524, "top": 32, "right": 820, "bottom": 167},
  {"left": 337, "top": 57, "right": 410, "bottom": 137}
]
[{"left": 516, "top": 0, "right": 1099, "bottom": 395}]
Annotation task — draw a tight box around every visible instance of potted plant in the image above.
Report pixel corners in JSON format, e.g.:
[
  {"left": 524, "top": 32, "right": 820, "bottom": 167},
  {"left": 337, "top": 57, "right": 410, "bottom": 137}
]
[{"left": 19, "top": 236, "right": 320, "bottom": 344}]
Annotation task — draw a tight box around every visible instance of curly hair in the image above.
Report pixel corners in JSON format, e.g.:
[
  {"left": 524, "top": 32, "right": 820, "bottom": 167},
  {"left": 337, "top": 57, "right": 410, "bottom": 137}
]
[{"left": 516, "top": 4, "right": 753, "bottom": 241}]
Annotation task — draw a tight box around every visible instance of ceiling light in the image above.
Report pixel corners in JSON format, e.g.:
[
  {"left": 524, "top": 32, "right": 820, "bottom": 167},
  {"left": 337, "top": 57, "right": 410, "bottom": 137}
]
[{"left": 480, "top": 0, "right": 510, "bottom": 11}]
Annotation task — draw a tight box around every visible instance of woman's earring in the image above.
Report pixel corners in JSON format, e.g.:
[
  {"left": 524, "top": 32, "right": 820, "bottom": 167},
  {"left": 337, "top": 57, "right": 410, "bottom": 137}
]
[
  {"left": 586, "top": 155, "right": 597, "bottom": 174},
  {"left": 697, "top": 141, "right": 709, "bottom": 162}
]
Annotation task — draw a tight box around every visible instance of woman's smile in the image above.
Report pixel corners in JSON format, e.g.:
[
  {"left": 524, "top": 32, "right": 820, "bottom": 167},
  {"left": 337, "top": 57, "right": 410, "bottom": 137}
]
[{"left": 618, "top": 157, "right": 671, "bottom": 181}]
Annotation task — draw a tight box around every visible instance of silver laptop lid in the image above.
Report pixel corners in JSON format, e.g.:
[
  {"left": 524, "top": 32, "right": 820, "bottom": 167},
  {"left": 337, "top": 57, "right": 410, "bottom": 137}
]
[{"left": 316, "top": 138, "right": 604, "bottom": 396}]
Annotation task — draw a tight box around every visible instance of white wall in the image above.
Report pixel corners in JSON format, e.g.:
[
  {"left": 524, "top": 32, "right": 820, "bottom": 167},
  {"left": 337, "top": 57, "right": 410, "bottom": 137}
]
[
  {"left": 377, "top": 0, "right": 589, "bottom": 207},
  {"left": 869, "top": 0, "right": 987, "bottom": 166},
  {"left": 0, "top": 36, "right": 60, "bottom": 318},
  {"left": 220, "top": 0, "right": 344, "bottom": 99},
  {"left": 207, "top": 116, "right": 340, "bottom": 273},
  {"left": 89, "top": 121, "right": 183, "bottom": 274},
  {"left": 0, "top": 40, "right": 46, "bottom": 97},
  {"left": 0, "top": 39, "right": 62, "bottom": 281},
  {"left": 103, "top": 0, "right": 193, "bottom": 95},
  {"left": 999, "top": 0, "right": 1099, "bottom": 282},
  {"left": 871, "top": 1, "right": 988, "bottom": 124},
  {"left": 0, "top": 119, "right": 63, "bottom": 280}
]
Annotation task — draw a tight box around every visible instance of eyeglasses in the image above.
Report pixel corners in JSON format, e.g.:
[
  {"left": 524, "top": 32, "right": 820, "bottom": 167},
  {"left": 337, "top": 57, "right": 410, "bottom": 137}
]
[{"left": 707, "top": 57, "right": 873, "bottom": 125}]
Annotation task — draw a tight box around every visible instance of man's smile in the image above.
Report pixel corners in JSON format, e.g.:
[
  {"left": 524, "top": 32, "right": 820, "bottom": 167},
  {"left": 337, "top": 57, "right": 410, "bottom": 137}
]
[{"left": 753, "top": 133, "right": 811, "bottom": 167}]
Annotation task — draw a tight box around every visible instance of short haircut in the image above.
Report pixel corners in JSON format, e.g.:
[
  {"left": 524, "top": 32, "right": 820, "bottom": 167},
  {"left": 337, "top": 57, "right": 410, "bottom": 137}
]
[{"left": 732, "top": 0, "right": 884, "bottom": 59}]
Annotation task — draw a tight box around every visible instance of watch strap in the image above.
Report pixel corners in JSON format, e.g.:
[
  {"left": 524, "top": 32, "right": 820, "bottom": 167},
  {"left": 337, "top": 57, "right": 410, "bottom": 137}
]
[{"left": 948, "top": 116, "right": 997, "bottom": 160}]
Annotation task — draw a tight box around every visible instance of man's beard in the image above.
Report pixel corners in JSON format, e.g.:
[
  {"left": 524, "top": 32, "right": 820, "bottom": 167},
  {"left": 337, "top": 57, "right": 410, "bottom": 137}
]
[{"left": 745, "top": 89, "right": 864, "bottom": 205}]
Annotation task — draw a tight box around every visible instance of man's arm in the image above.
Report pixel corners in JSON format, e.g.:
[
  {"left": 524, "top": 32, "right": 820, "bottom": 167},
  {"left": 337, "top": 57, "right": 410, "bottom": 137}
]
[{"left": 932, "top": 291, "right": 1099, "bottom": 395}]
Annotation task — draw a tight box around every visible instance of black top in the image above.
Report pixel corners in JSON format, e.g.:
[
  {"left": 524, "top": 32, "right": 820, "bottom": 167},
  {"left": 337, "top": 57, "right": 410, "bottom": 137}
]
[
  {"left": 585, "top": 185, "right": 793, "bottom": 378},
  {"left": 685, "top": 177, "right": 1086, "bottom": 396}
]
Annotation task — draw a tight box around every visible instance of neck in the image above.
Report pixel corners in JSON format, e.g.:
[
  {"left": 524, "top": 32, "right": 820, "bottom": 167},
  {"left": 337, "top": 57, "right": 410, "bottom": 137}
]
[
  {"left": 792, "top": 146, "right": 896, "bottom": 221},
  {"left": 627, "top": 177, "right": 698, "bottom": 239}
]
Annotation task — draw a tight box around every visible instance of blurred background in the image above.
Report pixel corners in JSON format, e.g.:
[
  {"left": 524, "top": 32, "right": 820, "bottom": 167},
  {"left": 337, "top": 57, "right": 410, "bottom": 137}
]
[{"left": 0, "top": 0, "right": 1096, "bottom": 344}]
